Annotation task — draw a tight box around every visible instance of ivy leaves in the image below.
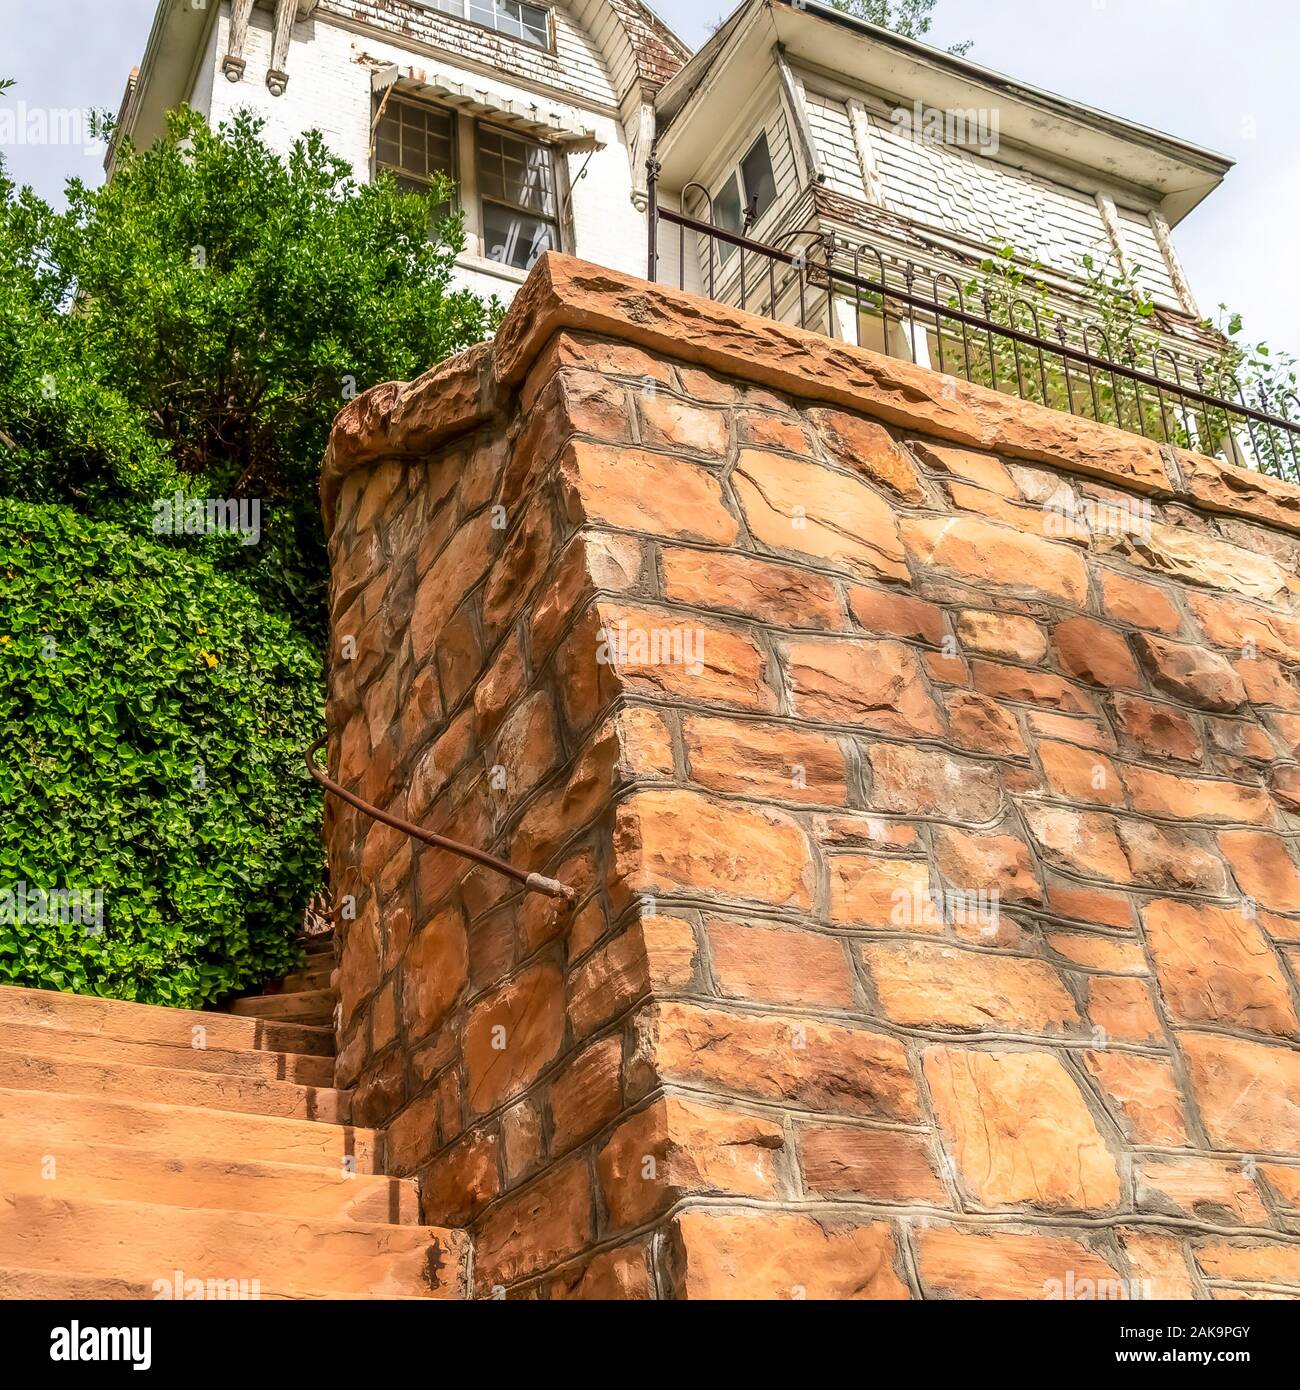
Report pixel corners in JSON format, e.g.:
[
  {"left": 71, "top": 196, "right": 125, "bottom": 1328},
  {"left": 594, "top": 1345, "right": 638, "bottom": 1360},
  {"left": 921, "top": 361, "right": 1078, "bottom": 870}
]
[{"left": 0, "top": 500, "right": 323, "bottom": 1007}]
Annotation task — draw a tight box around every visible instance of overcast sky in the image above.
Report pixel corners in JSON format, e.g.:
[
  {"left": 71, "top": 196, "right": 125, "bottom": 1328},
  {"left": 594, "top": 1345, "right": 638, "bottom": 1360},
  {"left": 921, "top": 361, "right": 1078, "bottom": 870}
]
[{"left": 2, "top": 0, "right": 1296, "bottom": 358}]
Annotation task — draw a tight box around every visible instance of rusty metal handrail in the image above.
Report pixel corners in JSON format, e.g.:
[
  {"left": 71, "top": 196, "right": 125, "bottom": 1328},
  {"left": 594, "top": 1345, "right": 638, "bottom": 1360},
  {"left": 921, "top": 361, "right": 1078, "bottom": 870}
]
[{"left": 305, "top": 736, "right": 575, "bottom": 901}]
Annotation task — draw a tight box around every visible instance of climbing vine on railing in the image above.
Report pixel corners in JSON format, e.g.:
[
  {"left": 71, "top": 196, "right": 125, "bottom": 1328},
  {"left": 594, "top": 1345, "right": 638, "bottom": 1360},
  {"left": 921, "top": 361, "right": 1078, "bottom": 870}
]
[{"left": 943, "top": 241, "right": 1298, "bottom": 472}]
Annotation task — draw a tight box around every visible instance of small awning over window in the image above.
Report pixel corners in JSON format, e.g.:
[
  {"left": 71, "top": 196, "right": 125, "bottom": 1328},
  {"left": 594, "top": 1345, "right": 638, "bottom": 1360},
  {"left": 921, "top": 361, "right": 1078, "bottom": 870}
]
[{"left": 371, "top": 63, "right": 603, "bottom": 152}]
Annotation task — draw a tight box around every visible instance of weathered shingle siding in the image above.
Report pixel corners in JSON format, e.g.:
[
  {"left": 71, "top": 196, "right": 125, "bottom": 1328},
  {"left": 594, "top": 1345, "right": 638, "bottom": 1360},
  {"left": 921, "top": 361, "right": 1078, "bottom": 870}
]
[
  {"left": 789, "top": 73, "right": 1183, "bottom": 308},
  {"left": 800, "top": 87, "right": 864, "bottom": 199},
  {"left": 322, "top": 0, "right": 619, "bottom": 109},
  {"left": 1116, "top": 207, "right": 1181, "bottom": 306},
  {"left": 862, "top": 110, "right": 1118, "bottom": 278}
]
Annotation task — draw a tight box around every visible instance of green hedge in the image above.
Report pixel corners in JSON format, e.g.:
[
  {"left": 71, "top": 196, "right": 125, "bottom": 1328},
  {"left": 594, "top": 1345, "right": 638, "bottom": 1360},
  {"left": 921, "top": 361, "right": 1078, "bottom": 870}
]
[{"left": 0, "top": 499, "right": 324, "bottom": 1006}]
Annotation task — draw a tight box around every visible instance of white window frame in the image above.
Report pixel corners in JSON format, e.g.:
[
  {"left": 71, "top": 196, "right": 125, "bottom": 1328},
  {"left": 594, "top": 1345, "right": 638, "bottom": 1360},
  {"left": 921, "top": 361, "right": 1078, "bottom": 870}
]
[
  {"left": 475, "top": 120, "right": 563, "bottom": 274},
  {"left": 710, "top": 129, "right": 779, "bottom": 263},
  {"left": 421, "top": 0, "right": 554, "bottom": 53}
]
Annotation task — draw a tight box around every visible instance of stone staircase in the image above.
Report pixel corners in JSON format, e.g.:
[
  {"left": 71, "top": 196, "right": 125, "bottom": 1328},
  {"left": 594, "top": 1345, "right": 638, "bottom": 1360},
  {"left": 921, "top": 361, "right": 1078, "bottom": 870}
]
[
  {"left": 228, "top": 934, "right": 337, "bottom": 1028},
  {"left": 0, "top": 937, "right": 469, "bottom": 1300}
]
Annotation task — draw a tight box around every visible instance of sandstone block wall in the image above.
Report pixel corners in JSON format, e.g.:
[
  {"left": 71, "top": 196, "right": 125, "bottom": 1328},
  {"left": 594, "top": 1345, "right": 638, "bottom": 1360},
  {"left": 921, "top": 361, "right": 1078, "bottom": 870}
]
[{"left": 322, "top": 254, "right": 1300, "bottom": 1300}]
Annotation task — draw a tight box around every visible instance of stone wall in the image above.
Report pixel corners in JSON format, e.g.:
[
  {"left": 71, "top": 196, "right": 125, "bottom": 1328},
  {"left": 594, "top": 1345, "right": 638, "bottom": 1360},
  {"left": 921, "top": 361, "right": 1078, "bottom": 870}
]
[{"left": 322, "top": 253, "right": 1300, "bottom": 1300}]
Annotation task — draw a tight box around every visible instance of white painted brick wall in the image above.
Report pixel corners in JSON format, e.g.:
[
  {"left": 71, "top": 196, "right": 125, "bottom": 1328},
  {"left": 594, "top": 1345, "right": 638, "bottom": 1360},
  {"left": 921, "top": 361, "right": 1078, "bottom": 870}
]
[{"left": 204, "top": 7, "right": 371, "bottom": 174}]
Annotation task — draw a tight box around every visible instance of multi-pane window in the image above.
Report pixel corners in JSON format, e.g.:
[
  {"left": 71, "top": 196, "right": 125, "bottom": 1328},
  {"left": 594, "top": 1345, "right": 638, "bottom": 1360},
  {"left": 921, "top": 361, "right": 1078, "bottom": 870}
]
[
  {"left": 713, "top": 131, "right": 778, "bottom": 264},
  {"left": 429, "top": 0, "right": 550, "bottom": 49},
  {"left": 477, "top": 125, "right": 560, "bottom": 272},
  {"left": 375, "top": 102, "right": 563, "bottom": 269},
  {"left": 375, "top": 98, "right": 456, "bottom": 216}
]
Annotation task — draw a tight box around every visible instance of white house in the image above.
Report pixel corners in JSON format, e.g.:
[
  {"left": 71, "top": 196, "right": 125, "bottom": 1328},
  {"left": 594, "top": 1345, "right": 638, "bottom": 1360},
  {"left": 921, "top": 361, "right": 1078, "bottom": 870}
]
[
  {"left": 111, "top": 0, "right": 689, "bottom": 303},
  {"left": 113, "top": 0, "right": 1231, "bottom": 365}
]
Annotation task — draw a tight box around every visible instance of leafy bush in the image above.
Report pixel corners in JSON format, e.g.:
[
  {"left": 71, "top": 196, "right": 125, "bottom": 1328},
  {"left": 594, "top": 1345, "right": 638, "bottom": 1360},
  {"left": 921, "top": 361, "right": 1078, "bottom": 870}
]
[
  {"left": 47, "top": 107, "right": 497, "bottom": 636},
  {"left": 0, "top": 499, "right": 324, "bottom": 1007},
  {"left": 0, "top": 163, "right": 174, "bottom": 517},
  {"left": 0, "top": 100, "right": 496, "bottom": 1003}
]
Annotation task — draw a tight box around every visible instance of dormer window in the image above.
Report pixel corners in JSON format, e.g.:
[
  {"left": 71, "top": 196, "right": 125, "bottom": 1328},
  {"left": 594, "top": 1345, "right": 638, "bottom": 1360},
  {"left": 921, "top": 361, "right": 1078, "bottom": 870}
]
[{"left": 428, "top": 0, "right": 552, "bottom": 50}]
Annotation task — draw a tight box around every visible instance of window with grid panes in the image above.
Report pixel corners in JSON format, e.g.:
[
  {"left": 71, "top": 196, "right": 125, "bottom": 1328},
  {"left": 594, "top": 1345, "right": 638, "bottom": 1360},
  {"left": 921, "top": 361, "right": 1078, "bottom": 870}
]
[
  {"left": 476, "top": 124, "right": 560, "bottom": 272},
  {"left": 426, "top": 0, "right": 551, "bottom": 50},
  {"left": 375, "top": 98, "right": 456, "bottom": 219}
]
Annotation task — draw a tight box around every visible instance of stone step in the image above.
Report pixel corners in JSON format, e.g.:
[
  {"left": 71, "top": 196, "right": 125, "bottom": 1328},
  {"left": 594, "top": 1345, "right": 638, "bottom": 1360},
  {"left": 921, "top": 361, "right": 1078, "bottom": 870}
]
[
  {"left": 0, "top": 1018, "right": 335, "bottom": 1088},
  {"left": 0, "top": 984, "right": 334, "bottom": 1057},
  {"left": 0, "top": 1192, "right": 469, "bottom": 1299},
  {"left": 228, "top": 989, "right": 335, "bottom": 1025},
  {"left": 260, "top": 961, "right": 334, "bottom": 996},
  {"left": 0, "top": 1051, "right": 350, "bottom": 1124},
  {"left": 0, "top": 1267, "right": 167, "bottom": 1300},
  {"left": 0, "top": 1088, "right": 380, "bottom": 1172},
  {"left": 0, "top": 1138, "right": 417, "bottom": 1224}
]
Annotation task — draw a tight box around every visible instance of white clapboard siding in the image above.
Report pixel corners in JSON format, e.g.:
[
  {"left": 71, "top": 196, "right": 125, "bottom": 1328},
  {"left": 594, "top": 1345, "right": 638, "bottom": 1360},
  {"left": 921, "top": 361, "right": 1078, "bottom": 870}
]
[{"left": 653, "top": 191, "right": 704, "bottom": 297}]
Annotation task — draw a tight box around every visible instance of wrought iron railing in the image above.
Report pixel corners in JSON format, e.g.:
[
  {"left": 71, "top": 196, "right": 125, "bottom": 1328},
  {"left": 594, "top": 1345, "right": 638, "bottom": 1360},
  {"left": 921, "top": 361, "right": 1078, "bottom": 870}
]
[{"left": 646, "top": 163, "right": 1300, "bottom": 483}]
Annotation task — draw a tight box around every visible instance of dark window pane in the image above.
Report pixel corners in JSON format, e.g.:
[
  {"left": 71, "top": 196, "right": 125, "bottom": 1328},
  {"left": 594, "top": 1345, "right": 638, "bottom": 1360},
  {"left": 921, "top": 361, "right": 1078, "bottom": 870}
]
[
  {"left": 482, "top": 201, "right": 556, "bottom": 271},
  {"left": 521, "top": 4, "right": 549, "bottom": 45},
  {"left": 400, "top": 141, "right": 425, "bottom": 175},
  {"left": 741, "top": 132, "right": 776, "bottom": 224},
  {"left": 377, "top": 99, "right": 456, "bottom": 187},
  {"left": 714, "top": 172, "right": 742, "bottom": 265}
]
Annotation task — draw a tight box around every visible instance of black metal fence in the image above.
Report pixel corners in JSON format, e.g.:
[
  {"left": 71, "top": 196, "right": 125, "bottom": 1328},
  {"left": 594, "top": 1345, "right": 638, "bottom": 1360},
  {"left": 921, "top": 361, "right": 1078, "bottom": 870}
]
[{"left": 646, "top": 167, "right": 1300, "bottom": 483}]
